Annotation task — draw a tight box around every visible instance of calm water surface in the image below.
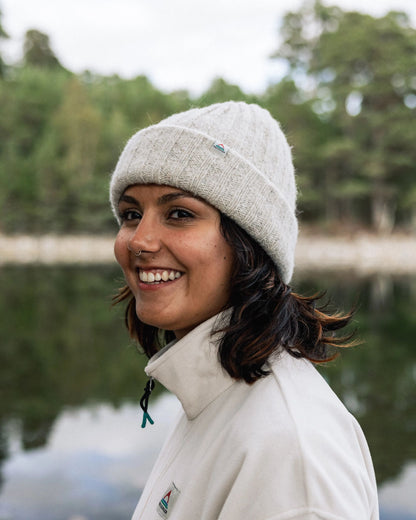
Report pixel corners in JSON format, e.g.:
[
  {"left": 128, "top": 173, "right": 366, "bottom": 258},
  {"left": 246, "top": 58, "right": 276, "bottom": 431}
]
[{"left": 0, "top": 265, "right": 415, "bottom": 520}]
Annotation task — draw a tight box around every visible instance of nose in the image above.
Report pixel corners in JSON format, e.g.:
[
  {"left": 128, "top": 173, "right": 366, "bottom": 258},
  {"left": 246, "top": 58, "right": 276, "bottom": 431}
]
[{"left": 127, "top": 214, "right": 161, "bottom": 255}]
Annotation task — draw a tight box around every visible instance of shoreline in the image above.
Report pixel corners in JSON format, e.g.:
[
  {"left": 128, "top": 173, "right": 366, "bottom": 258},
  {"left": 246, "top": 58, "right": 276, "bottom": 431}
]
[
  {"left": 1, "top": 232, "right": 416, "bottom": 275},
  {"left": 295, "top": 233, "right": 416, "bottom": 275}
]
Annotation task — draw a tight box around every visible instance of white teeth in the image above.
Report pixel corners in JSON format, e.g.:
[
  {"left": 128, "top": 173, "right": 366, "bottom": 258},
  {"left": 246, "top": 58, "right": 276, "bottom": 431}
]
[{"left": 139, "top": 270, "right": 182, "bottom": 284}]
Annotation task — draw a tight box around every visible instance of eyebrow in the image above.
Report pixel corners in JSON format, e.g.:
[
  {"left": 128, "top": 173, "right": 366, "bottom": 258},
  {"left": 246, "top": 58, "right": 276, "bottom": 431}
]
[
  {"left": 158, "top": 192, "right": 205, "bottom": 205},
  {"left": 118, "top": 191, "right": 204, "bottom": 207}
]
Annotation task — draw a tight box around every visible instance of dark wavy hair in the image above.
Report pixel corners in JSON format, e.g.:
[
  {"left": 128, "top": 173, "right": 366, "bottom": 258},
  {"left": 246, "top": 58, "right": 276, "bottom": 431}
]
[{"left": 114, "top": 214, "right": 355, "bottom": 384}]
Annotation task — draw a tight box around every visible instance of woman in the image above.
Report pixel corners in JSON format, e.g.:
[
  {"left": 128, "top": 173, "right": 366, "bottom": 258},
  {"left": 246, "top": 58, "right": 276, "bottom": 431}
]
[{"left": 110, "top": 102, "right": 379, "bottom": 519}]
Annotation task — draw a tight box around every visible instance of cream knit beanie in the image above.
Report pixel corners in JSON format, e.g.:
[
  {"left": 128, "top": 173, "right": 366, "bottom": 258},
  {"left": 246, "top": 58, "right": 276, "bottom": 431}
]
[{"left": 110, "top": 101, "right": 298, "bottom": 283}]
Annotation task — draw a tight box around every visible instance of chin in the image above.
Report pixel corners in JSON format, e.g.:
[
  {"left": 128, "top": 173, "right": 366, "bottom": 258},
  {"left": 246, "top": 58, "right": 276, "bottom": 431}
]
[{"left": 136, "top": 312, "right": 178, "bottom": 332}]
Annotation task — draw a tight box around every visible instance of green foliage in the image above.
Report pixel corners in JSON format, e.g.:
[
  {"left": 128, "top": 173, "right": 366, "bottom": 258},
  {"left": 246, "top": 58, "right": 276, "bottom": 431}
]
[
  {"left": 0, "top": 37, "right": 254, "bottom": 234},
  {"left": 0, "top": 7, "right": 8, "bottom": 78},
  {"left": 273, "top": 1, "right": 416, "bottom": 231},
  {"left": 1, "top": 4, "right": 416, "bottom": 234},
  {"left": 0, "top": 65, "right": 190, "bottom": 233},
  {"left": 23, "top": 29, "right": 63, "bottom": 70},
  {"left": 196, "top": 77, "right": 257, "bottom": 106},
  {"left": 262, "top": 78, "right": 337, "bottom": 221},
  {"left": 0, "top": 265, "right": 151, "bottom": 451},
  {"left": 0, "top": 66, "right": 70, "bottom": 231}
]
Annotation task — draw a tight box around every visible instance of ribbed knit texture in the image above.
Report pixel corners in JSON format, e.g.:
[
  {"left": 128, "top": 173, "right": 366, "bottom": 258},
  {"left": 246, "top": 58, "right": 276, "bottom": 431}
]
[{"left": 110, "top": 101, "right": 298, "bottom": 283}]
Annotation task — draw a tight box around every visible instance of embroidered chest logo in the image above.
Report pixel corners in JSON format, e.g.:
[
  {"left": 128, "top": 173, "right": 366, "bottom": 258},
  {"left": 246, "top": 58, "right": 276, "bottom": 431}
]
[{"left": 157, "top": 482, "right": 180, "bottom": 519}]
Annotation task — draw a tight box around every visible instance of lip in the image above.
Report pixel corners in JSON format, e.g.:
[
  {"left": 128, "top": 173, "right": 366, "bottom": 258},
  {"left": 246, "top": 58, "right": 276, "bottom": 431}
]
[
  {"left": 137, "top": 276, "right": 182, "bottom": 292},
  {"left": 134, "top": 264, "right": 184, "bottom": 272}
]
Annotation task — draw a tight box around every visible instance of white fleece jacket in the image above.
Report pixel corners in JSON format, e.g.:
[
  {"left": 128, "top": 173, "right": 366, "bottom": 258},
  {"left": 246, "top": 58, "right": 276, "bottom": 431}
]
[{"left": 132, "top": 314, "right": 379, "bottom": 520}]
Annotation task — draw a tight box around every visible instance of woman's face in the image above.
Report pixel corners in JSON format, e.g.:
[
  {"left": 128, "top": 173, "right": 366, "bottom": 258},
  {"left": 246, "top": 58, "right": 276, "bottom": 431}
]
[{"left": 114, "top": 184, "right": 234, "bottom": 339}]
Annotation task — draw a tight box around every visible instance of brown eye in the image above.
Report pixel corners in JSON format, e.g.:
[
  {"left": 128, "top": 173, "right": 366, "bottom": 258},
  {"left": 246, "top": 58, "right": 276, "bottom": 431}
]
[
  {"left": 120, "top": 209, "right": 142, "bottom": 222},
  {"left": 169, "top": 209, "right": 194, "bottom": 219}
]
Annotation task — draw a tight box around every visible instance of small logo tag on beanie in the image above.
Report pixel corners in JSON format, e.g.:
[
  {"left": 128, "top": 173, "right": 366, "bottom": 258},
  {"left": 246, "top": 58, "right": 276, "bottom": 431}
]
[{"left": 213, "top": 142, "right": 229, "bottom": 155}]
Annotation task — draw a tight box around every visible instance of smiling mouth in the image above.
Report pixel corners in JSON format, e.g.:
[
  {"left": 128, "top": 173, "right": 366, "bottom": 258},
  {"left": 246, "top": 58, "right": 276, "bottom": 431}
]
[{"left": 138, "top": 269, "right": 183, "bottom": 284}]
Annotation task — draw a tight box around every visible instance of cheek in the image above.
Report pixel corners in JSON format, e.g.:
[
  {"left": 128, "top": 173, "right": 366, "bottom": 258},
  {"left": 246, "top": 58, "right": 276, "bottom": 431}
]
[
  {"left": 190, "top": 233, "right": 233, "bottom": 279},
  {"left": 215, "top": 238, "right": 235, "bottom": 286},
  {"left": 114, "top": 231, "right": 128, "bottom": 267},
  {"left": 217, "top": 246, "right": 234, "bottom": 286}
]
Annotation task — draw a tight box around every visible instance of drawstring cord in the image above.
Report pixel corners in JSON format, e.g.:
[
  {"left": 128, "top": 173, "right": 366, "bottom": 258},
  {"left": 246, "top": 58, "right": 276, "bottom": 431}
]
[{"left": 140, "top": 377, "right": 155, "bottom": 428}]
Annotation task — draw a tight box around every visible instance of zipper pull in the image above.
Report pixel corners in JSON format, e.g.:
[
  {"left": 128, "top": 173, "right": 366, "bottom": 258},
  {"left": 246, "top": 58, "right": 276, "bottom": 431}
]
[{"left": 139, "top": 377, "right": 155, "bottom": 428}]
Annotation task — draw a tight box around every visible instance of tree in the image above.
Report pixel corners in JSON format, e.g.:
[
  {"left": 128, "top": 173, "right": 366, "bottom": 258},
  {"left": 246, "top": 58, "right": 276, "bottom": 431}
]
[
  {"left": 273, "top": 1, "right": 416, "bottom": 231},
  {"left": 23, "top": 29, "right": 63, "bottom": 69},
  {"left": 196, "top": 77, "right": 255, "bottom": 106},
  {"left": 34, "top": 77, "right": 103, "bottom": 231},
  {"left": 0, "top": 66, "right": 69, "bottom": 232},
  {"left": 0, "top": 7, "right": 9, "bottom": 77},
  {"left": 261, "top": 78, "right": 341, "bottom": 224},
  {"left": 0, "top": 63, "right": 191, "bottom": 234}
]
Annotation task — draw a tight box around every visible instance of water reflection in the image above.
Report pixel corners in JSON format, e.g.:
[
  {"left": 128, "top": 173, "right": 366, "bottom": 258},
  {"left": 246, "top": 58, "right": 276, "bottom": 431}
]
[
  {"left": 0, "top": 266, "right": 415, "bottom": 519},
  {"left": 1, "top": 397, "right": 181, "bottom": 520}
]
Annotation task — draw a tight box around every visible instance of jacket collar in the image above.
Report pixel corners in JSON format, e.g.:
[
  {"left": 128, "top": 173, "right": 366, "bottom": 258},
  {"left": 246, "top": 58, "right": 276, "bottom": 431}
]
[{"left": 144, "top": 312, "right": 235, "bottom": 420}]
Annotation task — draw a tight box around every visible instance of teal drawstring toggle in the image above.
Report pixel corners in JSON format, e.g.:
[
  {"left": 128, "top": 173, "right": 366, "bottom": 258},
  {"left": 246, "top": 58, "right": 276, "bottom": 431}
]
[
  {"left": 140, "top": 378, "right": 155, "bottom": 428},
  {"left": 141, "top": 411, "right": 154, "bottom": 428}
]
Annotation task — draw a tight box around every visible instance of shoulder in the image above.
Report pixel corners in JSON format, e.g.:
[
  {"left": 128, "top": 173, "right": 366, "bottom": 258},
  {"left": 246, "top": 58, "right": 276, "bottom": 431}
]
[
  {"left": 230, "top": 351, "right": 372, "bottom": 470},
  {"left": 218, "top": 352, "right": 378, "bottom": 519},
  {"left": 230, "top": 351, "right": 356, "bottom": 441}
]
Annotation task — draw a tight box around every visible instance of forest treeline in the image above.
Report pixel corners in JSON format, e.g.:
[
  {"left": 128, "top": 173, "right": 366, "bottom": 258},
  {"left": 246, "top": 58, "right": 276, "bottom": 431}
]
[{"left": 0, "top": 0, "right": 416, "bottom": 235}]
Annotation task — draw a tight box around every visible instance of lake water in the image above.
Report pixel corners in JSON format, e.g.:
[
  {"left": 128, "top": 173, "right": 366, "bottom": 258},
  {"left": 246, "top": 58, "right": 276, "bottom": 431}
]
[{"left": 0, "top": 265, "right": 415, "bottom": 520}]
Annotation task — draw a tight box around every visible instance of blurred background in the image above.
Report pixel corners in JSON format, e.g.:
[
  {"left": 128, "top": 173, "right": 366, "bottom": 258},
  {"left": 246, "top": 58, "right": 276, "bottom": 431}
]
[{"left": 0, "top": 0, "right": 415, "bottom": 519}]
